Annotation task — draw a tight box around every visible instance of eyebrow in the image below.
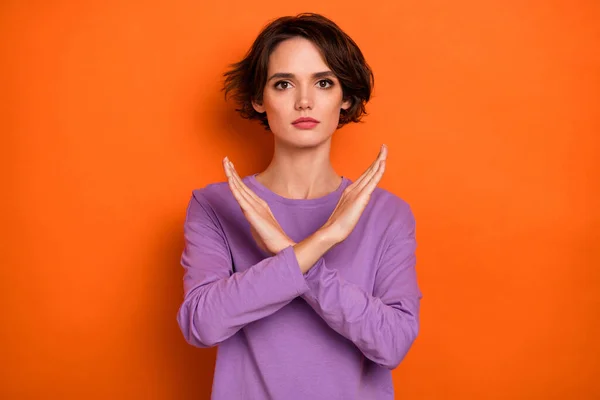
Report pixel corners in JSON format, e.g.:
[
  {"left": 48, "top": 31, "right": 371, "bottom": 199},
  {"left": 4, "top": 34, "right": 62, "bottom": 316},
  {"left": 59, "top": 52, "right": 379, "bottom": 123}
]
[{"left": 266, "top": 71, "right": 336, "bottom": 82}]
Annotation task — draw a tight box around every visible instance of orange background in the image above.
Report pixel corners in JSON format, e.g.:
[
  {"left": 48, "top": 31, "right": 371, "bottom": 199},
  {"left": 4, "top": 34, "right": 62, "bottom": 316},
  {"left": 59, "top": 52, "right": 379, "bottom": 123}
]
[{"left": 2, "top": 1, "right": 599, "bottom": 399}]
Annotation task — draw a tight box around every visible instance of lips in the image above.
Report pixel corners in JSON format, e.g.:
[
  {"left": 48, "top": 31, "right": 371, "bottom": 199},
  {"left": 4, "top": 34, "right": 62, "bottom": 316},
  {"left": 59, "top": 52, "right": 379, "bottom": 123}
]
[
  {"left": 292, "top": 117, "right": 320, "bottom": 130},
  {"left": 292, "top": 117, "right": 319, "bottom": 124}
]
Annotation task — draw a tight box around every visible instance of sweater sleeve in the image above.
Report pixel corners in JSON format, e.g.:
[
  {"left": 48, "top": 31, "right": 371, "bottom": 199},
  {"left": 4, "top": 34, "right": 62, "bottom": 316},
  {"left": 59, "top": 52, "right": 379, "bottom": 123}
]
[
  {"left": 300, "top": 204, "right": 422, "bottom": 369},
  {"left": 177, "top": 191, "right": 309, "bottom": 348}
]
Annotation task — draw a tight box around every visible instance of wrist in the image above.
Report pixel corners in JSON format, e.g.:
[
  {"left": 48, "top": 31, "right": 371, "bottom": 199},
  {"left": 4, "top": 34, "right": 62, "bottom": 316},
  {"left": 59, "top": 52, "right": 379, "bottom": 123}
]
[
  {"left": 275, "top": 238, "right": 296, "bottom": 254},
  {"left": 291, "top": 229, "right": 337, "bottom": 275},
  {"left": 313, "top": 226, "right": 339, "bottom": 248}
]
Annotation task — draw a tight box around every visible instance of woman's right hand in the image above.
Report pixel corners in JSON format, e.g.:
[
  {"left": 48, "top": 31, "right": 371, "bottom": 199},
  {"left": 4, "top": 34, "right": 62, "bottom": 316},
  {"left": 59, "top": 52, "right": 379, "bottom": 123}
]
[
  {"left": 320, "top": 144, "right": 388, "bottom": 245},
  {"left": 223, "top": 157, "right": 295, "bottom": 255}
]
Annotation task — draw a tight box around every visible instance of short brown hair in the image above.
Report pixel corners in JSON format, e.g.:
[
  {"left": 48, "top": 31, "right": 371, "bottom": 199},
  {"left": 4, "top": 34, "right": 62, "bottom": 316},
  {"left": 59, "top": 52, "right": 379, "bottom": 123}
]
[{"left": 222, "top": 13, "right": 375, "bottom": 130}]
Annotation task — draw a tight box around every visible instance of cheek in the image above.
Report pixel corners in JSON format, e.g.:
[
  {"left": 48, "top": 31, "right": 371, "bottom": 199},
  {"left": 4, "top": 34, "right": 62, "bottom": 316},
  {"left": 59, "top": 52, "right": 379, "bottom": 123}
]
[
  {"left": 266, "top": 103, "right": 287, "bottom": 124},
  {"left": 261, "top": 98, "right": 288, "bottom": 130},
  {"left": 325, "top": 96, "right": 343, "bottom": 116},
  {"left": 323, "top": 97, "right": 344, "bottom": 128},
  {"left": 326, "top": 90, "right": 344, "bottom": 109},
  {"left": 264, "top": 94, "right": 290, "bottom": 121}
]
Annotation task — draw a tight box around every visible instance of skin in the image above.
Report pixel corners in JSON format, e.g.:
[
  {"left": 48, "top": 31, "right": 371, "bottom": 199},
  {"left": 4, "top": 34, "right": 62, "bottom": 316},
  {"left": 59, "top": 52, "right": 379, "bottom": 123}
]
[
  {"left": 223, "top": 36, "right": 388, "bottom": 274},
  {"left": 251, "top": 36, "right": 352, "bottom": 200}
]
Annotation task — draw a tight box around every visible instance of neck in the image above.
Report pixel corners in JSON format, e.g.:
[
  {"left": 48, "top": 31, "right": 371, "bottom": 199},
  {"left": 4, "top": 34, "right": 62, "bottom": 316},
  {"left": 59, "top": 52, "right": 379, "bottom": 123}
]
[{"left": 255, "top": 139, "right": 342, "bottom": 200}]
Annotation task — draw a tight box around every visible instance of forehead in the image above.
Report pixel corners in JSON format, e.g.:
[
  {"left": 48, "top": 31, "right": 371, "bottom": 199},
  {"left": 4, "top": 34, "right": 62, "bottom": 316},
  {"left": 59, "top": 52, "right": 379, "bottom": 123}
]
[{"left": 267, "top": 37, "right": 329, "bottom": 74}]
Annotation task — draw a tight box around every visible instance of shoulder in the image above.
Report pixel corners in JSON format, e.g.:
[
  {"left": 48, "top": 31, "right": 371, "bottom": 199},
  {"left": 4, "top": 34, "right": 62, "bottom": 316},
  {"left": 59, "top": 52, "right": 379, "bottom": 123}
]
[
  {"left": 370, "top": 186, "right": 412, "bottom": 214},
  {"left": 191, "top": 180, "right": 230, "bottom": 205},
  {"left": 366, "top": 186, "right": 416, "bottom": 236},
  {"left": 185, "top": 180, "right": 233, "bottom": 222}
]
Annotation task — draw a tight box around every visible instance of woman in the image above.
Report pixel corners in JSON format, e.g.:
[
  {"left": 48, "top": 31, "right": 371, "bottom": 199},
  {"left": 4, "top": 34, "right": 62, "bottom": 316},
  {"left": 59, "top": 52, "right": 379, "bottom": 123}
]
[{"left": 177, "top": 13, "right": 422, "bottom": 400}]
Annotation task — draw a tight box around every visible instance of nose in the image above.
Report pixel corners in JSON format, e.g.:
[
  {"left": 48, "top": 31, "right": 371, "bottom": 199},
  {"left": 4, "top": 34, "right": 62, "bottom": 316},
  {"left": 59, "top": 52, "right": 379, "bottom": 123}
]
[{"left": 294, "top": 87, "right": 313, "bottom": 110}]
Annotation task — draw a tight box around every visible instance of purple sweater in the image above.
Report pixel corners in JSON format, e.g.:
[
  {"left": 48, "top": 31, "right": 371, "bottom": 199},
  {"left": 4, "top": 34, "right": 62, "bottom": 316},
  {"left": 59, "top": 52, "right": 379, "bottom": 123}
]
[{"left": 177, "top": 173, "right": 422, "bottom": 400}]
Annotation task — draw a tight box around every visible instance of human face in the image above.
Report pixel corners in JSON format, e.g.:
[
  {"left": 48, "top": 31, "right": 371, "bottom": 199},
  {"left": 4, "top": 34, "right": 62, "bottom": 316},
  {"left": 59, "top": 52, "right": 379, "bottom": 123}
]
[{"left": 252, "top": 37, "right": 351, "bottom": 148}]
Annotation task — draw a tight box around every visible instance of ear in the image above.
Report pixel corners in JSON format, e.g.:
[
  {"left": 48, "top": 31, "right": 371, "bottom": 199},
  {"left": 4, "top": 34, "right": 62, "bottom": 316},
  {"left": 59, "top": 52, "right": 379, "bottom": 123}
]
[
  {"left": 341, "top": 97, "right": 352, "bottom": 111},
  {"left": 252, "top": 99, "right": 266, "bottom": 113}
]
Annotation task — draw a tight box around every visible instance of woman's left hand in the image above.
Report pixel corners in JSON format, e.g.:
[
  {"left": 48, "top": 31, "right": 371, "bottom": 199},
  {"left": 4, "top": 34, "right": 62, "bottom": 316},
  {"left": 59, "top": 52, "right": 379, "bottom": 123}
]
[{"left": 223, "top": 157, "right": 295, "bottom": 255}]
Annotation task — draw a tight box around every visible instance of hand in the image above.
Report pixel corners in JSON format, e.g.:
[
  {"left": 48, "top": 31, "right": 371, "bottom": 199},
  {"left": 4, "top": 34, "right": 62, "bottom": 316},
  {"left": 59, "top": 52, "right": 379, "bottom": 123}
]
[
  {"left": 223, "top": 157, "right": 295, "bottom": 255},
  {"left": 320, "top": 144, "right": 388, "bottom": 244}
]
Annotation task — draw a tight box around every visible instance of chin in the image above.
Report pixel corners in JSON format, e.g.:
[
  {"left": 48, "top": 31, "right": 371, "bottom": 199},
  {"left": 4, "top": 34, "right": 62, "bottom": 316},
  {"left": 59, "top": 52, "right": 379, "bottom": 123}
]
[{"left": 280, "top": 130, "right": 332, "bottom": 149}]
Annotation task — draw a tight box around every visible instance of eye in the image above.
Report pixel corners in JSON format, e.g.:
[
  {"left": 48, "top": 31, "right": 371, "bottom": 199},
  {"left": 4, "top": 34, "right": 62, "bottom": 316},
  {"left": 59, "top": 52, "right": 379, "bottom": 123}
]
[
  {"left": 274, "top": 80, "right": 292, "bottom": 90},
  {"left": 273, "top": 79, "right": 334, "bottom": 90},
  {"left": 317, "top": 79, "right": 334, "bottom": 88}
]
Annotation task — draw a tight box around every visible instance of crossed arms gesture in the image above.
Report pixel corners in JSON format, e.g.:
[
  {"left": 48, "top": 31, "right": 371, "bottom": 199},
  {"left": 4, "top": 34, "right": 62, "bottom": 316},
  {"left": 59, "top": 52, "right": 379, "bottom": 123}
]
[{"left": 223, "top": 144, "right": 388, "bottom": 272}]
